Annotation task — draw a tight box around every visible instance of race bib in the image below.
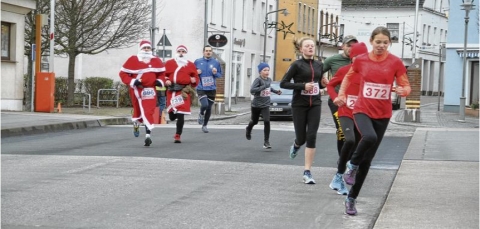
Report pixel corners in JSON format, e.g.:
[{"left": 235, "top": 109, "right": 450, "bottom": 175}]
[
  {"left": 363, "top": 82, "right": 390, "bottom": 100},
  {"left": 301, "top": 83, "right": 320, "bottom": 95},
  {"left": 141, "top": 88, "right": 155, "bottom": 100},
  {"left": 201, "top": 76, "right": 214, "bottom": 87},
  {"left": 170, "top": 95, "right": 185, "bottom": 108},
  {"left": 260, "top": 88, "right": 271, "bottom": 97},
  {"left": 346, "top": 95, "right": 358, "bottom": 109}
]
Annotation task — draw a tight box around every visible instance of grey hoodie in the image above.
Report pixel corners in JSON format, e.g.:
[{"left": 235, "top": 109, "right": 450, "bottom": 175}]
[{"left": 250, "top": 77, "right": 280, "bottom": 108}]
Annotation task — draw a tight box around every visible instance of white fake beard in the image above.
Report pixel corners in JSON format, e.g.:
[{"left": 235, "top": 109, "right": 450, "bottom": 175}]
[
  {"left": 175, "top": 53, "right": 188, "bottom": 67},
  {"left": 138, "top": 51, "right": 153, "bottom": 63}
]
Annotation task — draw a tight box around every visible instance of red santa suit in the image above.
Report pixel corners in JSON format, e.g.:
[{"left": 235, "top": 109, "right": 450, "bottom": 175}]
[
  {"left": 119, "top": 41, "right": 165, "bottom": 130},
  {"left": 164, "top": 51, "right": 199, "bottom": 114}
]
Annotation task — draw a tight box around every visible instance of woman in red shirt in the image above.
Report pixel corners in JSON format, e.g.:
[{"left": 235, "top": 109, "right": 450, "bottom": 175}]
[{"left": 335, "top": 26, "right": 411, "bottom": 215}]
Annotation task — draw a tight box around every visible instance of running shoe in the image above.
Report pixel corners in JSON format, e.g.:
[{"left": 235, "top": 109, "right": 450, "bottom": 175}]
[
  {"left": 202, "top": 125, "right": 209, "bottom": 133},
  {"left": 245, "top": 127, "right": 252, "bottom": 140},
  {"left": 174, "top": 134, "right": 181, "bottom": 143},
  {"left": 343, "top": 161, "right": 359, "bottom": 185},
  {"left": 303, "top": 171, "right": 316, "bottom": 184},
  {"left": 198, "top": 114, "right": 204, "bottom": 125},
  {"left": 330, "top": 173, "right": 349, "bottom": 195},
  {"left": 144, "top": 137, "right": 152, "bottom": 147},
  {"left": 344, "top": 197, "right": 357, "bottom": 215},
  {"left": 289, "top": 144, "right": 299, "bottom": 159},
  {"left": 263, "top": 141, "right": 271, "bottom": 149},
  {"left": 133, "top": 121, "right": 140, "bottom": 137}
]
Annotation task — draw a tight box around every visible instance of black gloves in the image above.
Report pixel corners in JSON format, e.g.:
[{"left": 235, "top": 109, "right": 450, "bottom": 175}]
[{"left": 133, "top": 79, "right": 142, "bottom": 86}]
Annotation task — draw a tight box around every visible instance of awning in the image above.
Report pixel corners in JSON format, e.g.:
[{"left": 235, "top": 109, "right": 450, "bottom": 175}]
[{"left": 456, "top": 49, "right": 479, "bottom": 58}]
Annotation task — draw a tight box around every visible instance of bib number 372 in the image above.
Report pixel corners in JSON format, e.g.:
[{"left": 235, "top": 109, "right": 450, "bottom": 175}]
[{"left": 363, "top": 82, "right": 390, "bottom": 100}]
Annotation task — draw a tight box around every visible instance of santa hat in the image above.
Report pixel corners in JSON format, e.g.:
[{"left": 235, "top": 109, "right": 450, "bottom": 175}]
[
  {"left": 176, "top": 45, "right": 188, "bottom": 53},
  {"left": 257, "top": 62, "right": 270, "bottom": 73},
  {"left": 139, "top": 40, "right": 152, "bottom": 49},
  {"left": 350, "top": 42, "right": 368, "bottom": 59}
]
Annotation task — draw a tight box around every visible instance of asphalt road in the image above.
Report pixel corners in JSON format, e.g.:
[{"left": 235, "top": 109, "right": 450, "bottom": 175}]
[{"left": 2, "top": 125, "right": 412, "bottom": 229}]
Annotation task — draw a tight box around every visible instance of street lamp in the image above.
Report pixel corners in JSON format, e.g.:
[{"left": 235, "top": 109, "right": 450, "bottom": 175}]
[
  {"left": 459, "top": 0, "right": 475, "bottom": 121},
  {"left": 263, "top": 8, "right": 289, "bottom": 62}
]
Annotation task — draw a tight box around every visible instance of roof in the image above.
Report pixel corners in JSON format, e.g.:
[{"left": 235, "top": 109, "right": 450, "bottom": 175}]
[{"left": 342, "top": 0, "right": 426, "bottom": 8}]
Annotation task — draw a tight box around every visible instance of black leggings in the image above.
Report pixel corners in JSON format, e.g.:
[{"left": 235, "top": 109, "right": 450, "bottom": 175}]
[
  {"left": 337, "top": 116, "right": 360, "bottom": 174},
  {"left": 199, "top": 91, "right": 215, "bottom": 126},
  {"left": 328, "top": 99, "right": 345, "bottom": 157},
  {"left": 348, "top": 113, "right": 390, "bottom": 199},
  {"left": 292, "top": 105, "right": 321, "bottom": 148},
  {"left": 169, "top": 112, "right": 185, "bottom": 135},
  {"left": 246, "top": 107, "right": 271, "bottom": 141}
]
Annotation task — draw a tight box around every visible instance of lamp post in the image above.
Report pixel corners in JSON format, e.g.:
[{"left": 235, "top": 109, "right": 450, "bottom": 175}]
[
  {"left": 459, "top": 0, "right": 475, "bottom": 121},
  {"left": 263, "top": 8, "right": 289, "bottom": 62}
]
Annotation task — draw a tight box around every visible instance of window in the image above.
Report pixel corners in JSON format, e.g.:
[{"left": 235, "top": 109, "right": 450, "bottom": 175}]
[
  {"left": 298, "top": 3, "right": 302, "bottom": 32},
  {"left": 427, "top": 25, "right": 431, "bottom": 45},
  {"left": 307, "top": 7, "right": 310, "bottom": 35},
  {"left": 252, "top": 0, "right": 257, "bottom": 33},
  {"left": 440, "top": 29, "right": 444, "bottom": 43},
  {"left": 242, "top": 0, "right": 246, "bottom": 30},
  {"left": 303, "top": 5, "right": 306, "bottom": 33},
  {"left": 422, "top": 24, "right": 427, "bottom": 44},
  {"left": 221, "top": 0, "right": 226, "bottom": 27},
  {"left": 1, "top": 22, "right": 11, "bottom": 60},
  {"left": 210, "top": 0, "right": 216, "bottom": 24},
  {"left": 261, "top": 1, "right": 265, "bottom": 35},
  {"left": 386, "top": 23, "right": 399, "bottom": 43}
]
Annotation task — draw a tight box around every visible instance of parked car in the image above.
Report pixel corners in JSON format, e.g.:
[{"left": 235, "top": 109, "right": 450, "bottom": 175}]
[{"left": 268, "top": 82, "right": 293, "bottom": 118}]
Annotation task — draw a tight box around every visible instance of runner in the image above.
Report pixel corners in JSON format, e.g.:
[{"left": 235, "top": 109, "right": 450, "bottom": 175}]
[
  {"left": 164, "top": 45, "right": 199, "bottom": 143},
  {"left": 326, "top": 42, "right": 368, "bottom": 195},
  {"left": 194, "top": 45, "right": 223, "bottom": 133},
  {"left": 280, "top": 37, "right": 329, "bottom": 184},
  {"left": 245, "top": 62, "right": 282, "bottom": 149},
  {"left": 119, "top": 40, "right": 165, "bottom": 146},
  {"left": 335, "top": 27, "right": 411, "bottom": 215},
  {"left": 323, "top": 35, "right": 358, "bottom": 159}
]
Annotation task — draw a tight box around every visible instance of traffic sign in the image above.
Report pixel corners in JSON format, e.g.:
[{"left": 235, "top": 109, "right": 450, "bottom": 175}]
[
  {"left": 157, "top": 34, "right": 172, "bottom": 47},
  {"left": 208, "top": 34, "right": 228, "bottom": 47}
]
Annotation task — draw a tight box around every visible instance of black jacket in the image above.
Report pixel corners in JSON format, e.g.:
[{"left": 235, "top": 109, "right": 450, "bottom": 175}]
[{"left": 280, "top": 57, "right": 324, "bottom": 107}]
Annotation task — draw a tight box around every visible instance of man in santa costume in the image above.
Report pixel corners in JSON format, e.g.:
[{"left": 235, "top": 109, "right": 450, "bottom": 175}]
[
  {"left": 119, "top": 40, "right": 165, "bottom": 146},
  {"left": 164, "top": 45, "right": 200, "bottom": 143}
]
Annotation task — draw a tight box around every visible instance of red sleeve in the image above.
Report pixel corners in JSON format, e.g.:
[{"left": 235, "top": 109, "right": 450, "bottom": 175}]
[
  {"left": 338, "top": 66, "right": 355, "bottom": 98},
  {"left": 119, "top": 56, "right": 138, "bottom": 86},
  {"left": 327, "top": 65, "right": 349, "bottom": 100}
]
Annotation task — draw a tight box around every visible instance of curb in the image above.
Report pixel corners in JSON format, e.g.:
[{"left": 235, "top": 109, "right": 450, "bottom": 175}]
[{"left": 1, "top": 117, "right": 130, "bottom": 138}]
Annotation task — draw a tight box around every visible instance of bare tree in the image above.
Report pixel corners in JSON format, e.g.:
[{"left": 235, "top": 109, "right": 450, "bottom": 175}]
[{"left": 25, "top": 0, "right": 151, "bottom": 106}]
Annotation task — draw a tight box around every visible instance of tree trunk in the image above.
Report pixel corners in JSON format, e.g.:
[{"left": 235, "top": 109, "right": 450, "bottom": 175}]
[{"left": 67, "top": 53, "right": 77, "bottom": 106}]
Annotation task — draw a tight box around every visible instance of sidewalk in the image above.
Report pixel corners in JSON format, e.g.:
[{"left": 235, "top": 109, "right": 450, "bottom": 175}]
[
  {"left": 1, "top": 100, "right": 253, "bottom": 138},
  {"left": 1, "top": 96, "right": 479, "bottom": 228},
  {"left": 375, "top": 96, "right": 479, "bottom": 228}
]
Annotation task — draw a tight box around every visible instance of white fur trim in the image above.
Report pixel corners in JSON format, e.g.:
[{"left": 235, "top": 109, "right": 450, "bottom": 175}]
[{"left": 129, "top": 79, "right": 137, "bottom": 87}]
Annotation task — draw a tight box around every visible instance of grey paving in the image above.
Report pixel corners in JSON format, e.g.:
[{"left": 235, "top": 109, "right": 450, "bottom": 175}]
[{"left": 1, "top": 95, "right": 479, "bottom": 228}]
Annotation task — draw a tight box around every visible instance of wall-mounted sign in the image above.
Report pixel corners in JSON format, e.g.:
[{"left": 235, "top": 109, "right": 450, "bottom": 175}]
[
  {"left": 234, "top": 38, "right": 245, "bottom": 47},
  {"left": 208, "top": 34, "right": 228, "bottom": 48}
]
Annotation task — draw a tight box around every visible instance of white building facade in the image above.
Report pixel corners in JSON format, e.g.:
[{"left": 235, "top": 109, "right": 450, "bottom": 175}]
[
  {"left": 340, "top": 0, "right": 449, "bottom": 95},
  {"left": 2, "top": 0, "right": 36, "bottom": 111},
  {"left": 50, "top": 0, "right": 282, "bottom": 105}
]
